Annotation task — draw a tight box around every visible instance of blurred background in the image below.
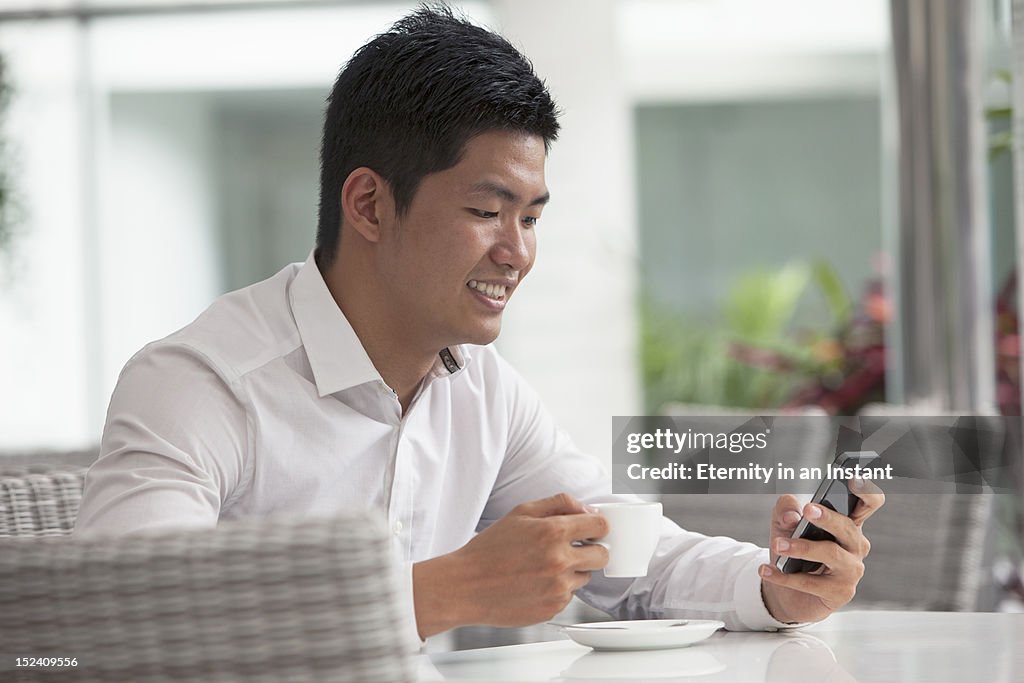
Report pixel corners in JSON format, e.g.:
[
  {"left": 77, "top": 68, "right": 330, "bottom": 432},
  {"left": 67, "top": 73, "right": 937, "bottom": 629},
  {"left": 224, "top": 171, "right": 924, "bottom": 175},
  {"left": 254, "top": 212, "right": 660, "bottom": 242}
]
[
  {"left": 0, "top": 0, "right": 906, "bottom": 454},
  {"left": 0, "top": 0, "right": 1022, "bottom": 641}
]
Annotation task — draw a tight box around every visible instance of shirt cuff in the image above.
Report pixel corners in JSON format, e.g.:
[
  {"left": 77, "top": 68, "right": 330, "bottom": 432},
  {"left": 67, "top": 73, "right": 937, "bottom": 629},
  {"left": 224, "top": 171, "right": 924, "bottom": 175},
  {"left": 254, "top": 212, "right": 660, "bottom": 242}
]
[
  {"left": 395, "top": 561, "right": 427, "bottom": 653},
  {"left": 732, "top": 549, "right": 810, "bottom": 631}
]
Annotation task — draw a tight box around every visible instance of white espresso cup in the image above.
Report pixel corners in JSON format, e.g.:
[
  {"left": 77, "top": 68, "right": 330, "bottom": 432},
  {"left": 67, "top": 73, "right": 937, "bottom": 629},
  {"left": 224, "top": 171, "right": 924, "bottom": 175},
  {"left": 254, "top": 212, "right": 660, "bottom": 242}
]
[{"left": 588, "top": 501, "right": 663, "bottom": 577}]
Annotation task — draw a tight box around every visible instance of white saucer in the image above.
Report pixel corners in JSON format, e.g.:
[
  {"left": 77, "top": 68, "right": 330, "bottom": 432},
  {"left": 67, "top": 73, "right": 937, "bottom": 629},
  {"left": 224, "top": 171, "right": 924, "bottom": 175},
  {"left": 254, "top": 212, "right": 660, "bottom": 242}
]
[{"left": 560, "top": 619, "right": 725, "bottom": 651}]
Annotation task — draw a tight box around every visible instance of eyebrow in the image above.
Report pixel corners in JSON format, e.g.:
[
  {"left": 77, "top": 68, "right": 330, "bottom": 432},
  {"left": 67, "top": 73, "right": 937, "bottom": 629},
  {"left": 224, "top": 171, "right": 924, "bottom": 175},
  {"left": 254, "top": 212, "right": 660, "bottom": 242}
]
[{"left": 468, "top": 181, "right": 550, "bottom": 207}]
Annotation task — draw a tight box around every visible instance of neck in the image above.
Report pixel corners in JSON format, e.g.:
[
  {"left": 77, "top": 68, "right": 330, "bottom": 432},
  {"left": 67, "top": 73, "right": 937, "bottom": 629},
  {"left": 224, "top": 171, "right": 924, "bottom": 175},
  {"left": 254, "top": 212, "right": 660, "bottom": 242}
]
[{"left": 320, "top": 252, "right": 436, "bottom": 413}]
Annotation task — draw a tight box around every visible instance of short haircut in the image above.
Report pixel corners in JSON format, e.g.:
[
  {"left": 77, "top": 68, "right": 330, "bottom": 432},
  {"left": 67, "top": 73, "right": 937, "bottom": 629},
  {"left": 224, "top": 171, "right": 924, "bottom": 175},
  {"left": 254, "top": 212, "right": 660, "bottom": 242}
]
[{"left": 315, "top": 4, "right": 560, "bottom": 266}]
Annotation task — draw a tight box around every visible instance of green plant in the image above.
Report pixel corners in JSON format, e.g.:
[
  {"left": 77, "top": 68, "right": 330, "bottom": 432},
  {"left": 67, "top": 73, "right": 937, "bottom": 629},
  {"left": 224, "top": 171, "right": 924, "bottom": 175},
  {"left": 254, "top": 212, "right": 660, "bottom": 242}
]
[
  {"left": 640, "top": 261, "right": 851, "bottom": 412},
  {"left": 640, "top": 301, "right": 792, "bottom": 411},
  {"left": 984, "top": 69, "right": 1021, "bottom": 415},
  {"left": 988, "top": 68, "right": 1013, "bottom": 160}
]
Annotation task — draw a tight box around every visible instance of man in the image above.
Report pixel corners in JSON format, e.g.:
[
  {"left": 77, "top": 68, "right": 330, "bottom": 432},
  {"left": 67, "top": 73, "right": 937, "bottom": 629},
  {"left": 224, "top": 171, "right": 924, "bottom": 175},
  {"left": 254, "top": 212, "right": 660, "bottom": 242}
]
[{"left": 75, "top": 6, "right": 882, "bottom": 644}]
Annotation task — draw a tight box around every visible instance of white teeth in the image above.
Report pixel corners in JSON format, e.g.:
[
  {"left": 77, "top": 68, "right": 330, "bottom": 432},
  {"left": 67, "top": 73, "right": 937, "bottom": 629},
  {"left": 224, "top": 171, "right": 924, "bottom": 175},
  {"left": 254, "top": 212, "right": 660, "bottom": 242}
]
[{"left": 467, "top": 280, "right": 507, "bottom": 300}]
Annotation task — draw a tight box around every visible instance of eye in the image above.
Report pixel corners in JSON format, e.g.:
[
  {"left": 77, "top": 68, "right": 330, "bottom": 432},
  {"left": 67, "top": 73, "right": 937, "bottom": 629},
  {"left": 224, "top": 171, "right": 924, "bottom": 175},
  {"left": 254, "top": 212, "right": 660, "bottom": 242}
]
[
  {"left": 522, "top": 216, "right": 539, "bottom": 228},
  {"left": 470, "top": 209, "right": 499, "bottom": 219}
]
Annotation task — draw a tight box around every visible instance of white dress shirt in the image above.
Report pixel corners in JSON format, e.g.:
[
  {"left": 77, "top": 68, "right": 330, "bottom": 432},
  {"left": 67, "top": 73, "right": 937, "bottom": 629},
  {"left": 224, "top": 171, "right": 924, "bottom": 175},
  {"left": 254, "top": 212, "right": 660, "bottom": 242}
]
[{"left": 75, "top": 251, "right": 797, "bottom": 646}]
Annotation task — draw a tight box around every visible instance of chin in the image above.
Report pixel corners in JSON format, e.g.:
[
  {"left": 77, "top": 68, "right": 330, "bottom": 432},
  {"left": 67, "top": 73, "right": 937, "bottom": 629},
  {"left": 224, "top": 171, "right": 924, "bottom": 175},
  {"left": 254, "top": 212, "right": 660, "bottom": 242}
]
[{"left": 461, "top": 322, "right": 502, "bottom": 347}]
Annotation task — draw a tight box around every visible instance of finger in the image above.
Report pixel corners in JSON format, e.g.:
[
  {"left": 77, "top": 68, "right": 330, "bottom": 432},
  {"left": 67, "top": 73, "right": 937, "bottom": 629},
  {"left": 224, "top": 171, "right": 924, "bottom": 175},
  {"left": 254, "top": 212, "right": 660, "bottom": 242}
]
[
  {"left": 759, "top": 564, "right": 856, "bottom": 605},
  {"left": 570, "top": 541, "right": 609, "bottom": 571},
  {"left": 772, "top": 494, "right": 804, "bottom": 533},
  {"left": 801, "top": 503, "right": 863, "bottom": 555},
  {"left": 557, "top": 511, "right": 610, "bottom": 542},
  {"left": 514, "top": 492, "right": 588, "bottom": 518},
  {"left": 772, "top": 536, "right": 857, "bottom": 576},
  {"left": 571, "top": 570, "right": 594, "bottom": 591},
  {"left": 768, "top": 495, "right": 803, "bottom": 564},
  {"left": 848, "top": 477, "right": 885, "bottom": 525}
]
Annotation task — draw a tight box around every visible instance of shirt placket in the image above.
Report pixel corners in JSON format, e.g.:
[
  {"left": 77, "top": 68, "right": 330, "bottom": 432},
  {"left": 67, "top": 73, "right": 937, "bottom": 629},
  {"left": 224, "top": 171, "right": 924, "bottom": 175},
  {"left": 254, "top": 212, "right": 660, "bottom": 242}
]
[{"left": 384, "top": 384, "right": 419, "bottom": 563}]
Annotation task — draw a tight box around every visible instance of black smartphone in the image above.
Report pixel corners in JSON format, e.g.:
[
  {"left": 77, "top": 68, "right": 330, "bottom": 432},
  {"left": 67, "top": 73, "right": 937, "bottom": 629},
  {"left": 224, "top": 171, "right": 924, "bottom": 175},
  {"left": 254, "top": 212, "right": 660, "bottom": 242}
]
[{"left": 775, "top": 451, "right": 880, "bottom": 574}]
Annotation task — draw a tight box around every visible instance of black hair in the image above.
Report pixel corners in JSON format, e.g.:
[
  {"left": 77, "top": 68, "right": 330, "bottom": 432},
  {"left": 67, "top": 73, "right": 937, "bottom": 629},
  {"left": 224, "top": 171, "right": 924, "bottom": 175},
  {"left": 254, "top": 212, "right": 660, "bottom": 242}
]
[{"left": 315, "top": 4, "right": 560, "bottom": 266}]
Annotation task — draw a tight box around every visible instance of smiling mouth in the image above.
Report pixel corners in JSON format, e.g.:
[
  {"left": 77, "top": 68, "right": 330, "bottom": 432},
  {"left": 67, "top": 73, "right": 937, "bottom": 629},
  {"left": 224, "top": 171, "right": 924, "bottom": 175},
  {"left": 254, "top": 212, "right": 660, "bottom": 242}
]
[{"left": 467, "top": 279, "right": 508, "bottom": 301}]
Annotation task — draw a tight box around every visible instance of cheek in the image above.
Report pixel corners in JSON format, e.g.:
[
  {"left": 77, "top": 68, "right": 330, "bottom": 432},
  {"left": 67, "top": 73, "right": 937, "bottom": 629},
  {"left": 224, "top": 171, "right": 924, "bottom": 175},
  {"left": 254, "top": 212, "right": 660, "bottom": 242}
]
[{"left": 524, "top": 232, "right": 538, "bottom": 269}]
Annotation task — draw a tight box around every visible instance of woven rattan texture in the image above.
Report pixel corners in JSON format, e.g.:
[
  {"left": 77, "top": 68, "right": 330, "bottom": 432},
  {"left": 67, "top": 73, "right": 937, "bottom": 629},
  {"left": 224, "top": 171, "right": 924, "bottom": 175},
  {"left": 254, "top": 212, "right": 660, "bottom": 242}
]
[
  {"left": 0, "top": 512, "right": 414, "bottom": 683},
  {"left": 0, "top": 469, "right": 86, "bottom": 538}
]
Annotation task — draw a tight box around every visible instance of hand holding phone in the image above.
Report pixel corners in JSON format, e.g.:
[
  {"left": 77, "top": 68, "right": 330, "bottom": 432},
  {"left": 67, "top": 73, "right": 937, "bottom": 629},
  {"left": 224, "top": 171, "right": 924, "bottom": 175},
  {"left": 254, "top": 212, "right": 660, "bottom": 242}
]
[{"left": 775, "top": 451, "right": 880, "bottom": 574}]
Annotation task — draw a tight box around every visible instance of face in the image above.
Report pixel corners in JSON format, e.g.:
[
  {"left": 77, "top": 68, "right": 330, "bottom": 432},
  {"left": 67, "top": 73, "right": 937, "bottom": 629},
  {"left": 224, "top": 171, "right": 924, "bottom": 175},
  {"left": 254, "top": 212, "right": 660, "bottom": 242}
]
[{"left": 375, "top": 130, "right": 548, "bottom": 351}]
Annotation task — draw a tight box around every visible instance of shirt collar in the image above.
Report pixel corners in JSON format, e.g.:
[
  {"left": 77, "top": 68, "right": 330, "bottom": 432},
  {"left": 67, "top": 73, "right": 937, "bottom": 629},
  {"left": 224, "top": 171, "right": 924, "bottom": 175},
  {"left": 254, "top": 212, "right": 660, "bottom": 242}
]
[{"left": 289, "top": 250, "right": 469, "bottom": 398}]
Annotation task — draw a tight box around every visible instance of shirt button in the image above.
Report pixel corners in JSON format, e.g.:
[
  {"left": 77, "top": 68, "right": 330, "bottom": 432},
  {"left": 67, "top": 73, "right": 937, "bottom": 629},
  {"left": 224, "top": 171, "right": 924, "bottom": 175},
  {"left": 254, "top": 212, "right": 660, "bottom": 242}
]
[{"left": 393, "top": 520, "right": 403, "bottom": 535}]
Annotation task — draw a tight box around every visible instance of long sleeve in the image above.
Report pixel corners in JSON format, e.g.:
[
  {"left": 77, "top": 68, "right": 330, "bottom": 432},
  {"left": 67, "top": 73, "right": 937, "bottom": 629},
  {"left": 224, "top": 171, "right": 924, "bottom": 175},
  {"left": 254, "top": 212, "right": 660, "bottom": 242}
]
[
  {"left": 74, "top": 342, "right": 249, "bottom": 538},
  {"left": 483, "top": 351, "right": 800, "bottom": 631}
]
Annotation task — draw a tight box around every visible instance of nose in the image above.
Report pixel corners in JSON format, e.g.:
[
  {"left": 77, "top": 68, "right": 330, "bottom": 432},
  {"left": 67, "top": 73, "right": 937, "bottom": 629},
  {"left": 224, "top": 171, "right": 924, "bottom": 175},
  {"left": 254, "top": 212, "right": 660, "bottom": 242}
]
[{"left": 491, "top": 216, "right": 533, "bottom": 271}]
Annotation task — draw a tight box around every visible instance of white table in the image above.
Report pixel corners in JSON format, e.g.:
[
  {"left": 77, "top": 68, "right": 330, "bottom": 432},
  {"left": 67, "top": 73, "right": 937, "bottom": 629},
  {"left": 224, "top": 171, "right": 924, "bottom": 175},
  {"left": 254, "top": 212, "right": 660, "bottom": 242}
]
[{"left": 417, "top": 611, "right": 1024, "bottom": 682}]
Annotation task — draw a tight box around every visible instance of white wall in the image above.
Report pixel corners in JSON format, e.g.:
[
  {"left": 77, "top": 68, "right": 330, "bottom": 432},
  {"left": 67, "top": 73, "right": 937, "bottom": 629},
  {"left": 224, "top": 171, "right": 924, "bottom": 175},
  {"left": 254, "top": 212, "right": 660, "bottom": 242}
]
[
  {"left": 619, "top": 0, "right": 887, "bottom": 101},
  {"left": 95, "top": 93, "right": 221, "bottom": 411},
  {"left": 492, "top": 0, "right": 642, "bottom": 467},
  {"left": 0, "top": 20, "right": 91, "bottom": 448}
]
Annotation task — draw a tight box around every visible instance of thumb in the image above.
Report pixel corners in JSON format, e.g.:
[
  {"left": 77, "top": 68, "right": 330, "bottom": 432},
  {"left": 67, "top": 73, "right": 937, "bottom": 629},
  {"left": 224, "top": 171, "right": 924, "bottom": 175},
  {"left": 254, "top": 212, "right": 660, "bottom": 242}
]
[
  {"left": 771, "top": 494, "right": 803, "bottom": 536},
  {"left": 514, "top": 492, "right": 588, "bottom": 518}
]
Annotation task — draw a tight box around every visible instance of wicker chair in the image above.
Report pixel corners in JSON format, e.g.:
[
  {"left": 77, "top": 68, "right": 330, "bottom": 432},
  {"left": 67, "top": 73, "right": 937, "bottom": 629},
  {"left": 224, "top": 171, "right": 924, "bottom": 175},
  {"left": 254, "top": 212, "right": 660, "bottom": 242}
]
[
  {"left": 0, "top": 447, "right": 99, "bottom": 478},
  {"left": 0, "top": 469, "right": 87, "bottom": 538},
  {"left": 0, "top": 476, "right": 415, "bottom": 682}
]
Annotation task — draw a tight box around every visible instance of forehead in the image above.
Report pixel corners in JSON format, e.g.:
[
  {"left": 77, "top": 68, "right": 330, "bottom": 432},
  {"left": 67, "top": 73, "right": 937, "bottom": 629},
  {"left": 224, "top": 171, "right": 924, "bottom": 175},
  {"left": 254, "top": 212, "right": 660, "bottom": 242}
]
[{"left": 447, "top": 130, "right": 548, "bottom": 195}]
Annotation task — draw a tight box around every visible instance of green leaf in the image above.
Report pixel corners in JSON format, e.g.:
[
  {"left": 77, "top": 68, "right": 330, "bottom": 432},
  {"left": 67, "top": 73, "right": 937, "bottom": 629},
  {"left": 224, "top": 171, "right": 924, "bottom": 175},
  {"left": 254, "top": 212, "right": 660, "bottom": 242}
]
[
  {"left": 989, "top": 129, "right": 1014, "bottom": 160},
  {"left": 722, "top": 263, "right": 811, "bottom": 341},
  {"left": 810, "top": 261, "right": 852, "bottom": 325}
]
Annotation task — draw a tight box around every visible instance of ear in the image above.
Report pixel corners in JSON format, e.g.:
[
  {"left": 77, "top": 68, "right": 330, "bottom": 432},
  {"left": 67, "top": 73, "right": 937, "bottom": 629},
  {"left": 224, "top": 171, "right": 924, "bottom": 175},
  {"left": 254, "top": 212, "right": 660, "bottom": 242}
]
[{"left": 340, "top": 167, "right": 394, "bottom": 243}]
